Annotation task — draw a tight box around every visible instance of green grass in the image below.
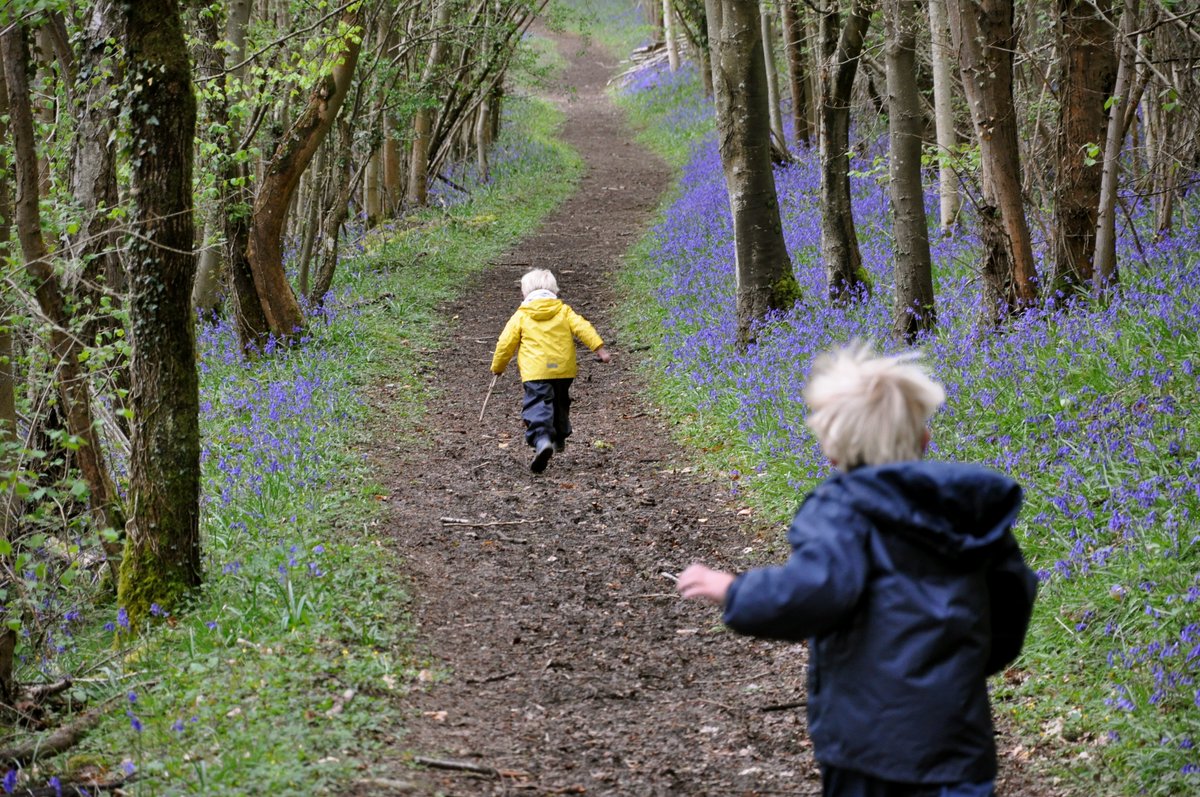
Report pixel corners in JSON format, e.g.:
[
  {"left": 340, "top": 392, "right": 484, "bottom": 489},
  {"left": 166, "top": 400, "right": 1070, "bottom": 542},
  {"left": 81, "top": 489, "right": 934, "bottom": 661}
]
[{"left": 16, "top": 93, "right": 581, "bottom": 795}]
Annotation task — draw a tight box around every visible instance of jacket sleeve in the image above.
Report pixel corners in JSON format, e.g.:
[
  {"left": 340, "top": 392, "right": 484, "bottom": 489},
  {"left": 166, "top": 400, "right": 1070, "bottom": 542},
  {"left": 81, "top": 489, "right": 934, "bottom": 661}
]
[
  {"left": 984, "top": 534, "right": 1038, "bottom": 674},
  {"left": 565, "top": 307, "right": 604, "bottom": 351},
  {"left": 722, "top": 495, "right": 869, "bottom": 641},
  {"left": 491, "top": 312, "right": 522, "bottom": 374}
]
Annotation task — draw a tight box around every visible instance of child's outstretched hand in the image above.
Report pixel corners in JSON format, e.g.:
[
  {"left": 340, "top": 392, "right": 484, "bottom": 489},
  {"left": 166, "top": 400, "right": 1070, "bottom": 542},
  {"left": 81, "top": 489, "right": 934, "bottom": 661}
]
[
  {"left": 676, "top": 563, "right": 734, "bottom": 606},
  {"left": 594, "top": 346, "right": 611, "bottom": 363}
]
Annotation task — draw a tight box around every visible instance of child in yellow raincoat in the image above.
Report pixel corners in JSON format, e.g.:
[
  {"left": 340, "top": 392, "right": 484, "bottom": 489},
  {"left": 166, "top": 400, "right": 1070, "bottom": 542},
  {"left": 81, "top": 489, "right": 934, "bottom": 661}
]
[{"left": 491, "top": 269, "right": 610, "bottom": 473}]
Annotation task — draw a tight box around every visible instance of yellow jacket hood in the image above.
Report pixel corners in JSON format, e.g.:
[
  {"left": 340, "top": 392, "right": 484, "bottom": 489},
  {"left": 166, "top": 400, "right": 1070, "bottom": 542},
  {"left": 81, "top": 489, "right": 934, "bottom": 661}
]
[{"left": 491, "top": 299, "right": 604, "bottom": 381}]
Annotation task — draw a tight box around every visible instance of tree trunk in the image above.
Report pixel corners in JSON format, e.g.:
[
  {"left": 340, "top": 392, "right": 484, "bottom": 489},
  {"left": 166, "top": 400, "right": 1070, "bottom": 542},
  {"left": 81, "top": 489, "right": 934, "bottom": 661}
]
[
  {"left": 928, "top": 0, "right": 960, "bottom": 232},
  {"left": 1, "top": 26, "right": 125, "bottom": 575},
  {"left": 1093, "top": 0, "right": 1150, "bottom": 291},
  {"left": 1050, "top": 0, "right": 1116, "bottom": 300},
  {"left": 704, "top": 0, "right": 799, "bottom": 349},
  {"left": 67, "top": 1, "right": 123, "bottom": 301},
  {"left": 664, "top": 0, "right": 680, "bottom": 71},
  {"left": 885, "top": 0, "right": 936, "bottom": 341},
  {"left": 818, "top": 0, "right": 874, "bottom": 302},
  {"left": 408, "top": 0, "right": 453, "bottom": 207},
  {"left": 948, "top": 0, "right": 1038, "bottom": 320},
  {"left": 244, "top": 6, "right": 363, "bottom": 341},
  {"left": 114, "top": 0, "right": 202, "bottom": 629},
  {"left": 780, "top": 0, "right": 812, "bottom": 146},
  {"left": 0, "top": 64, "right": 16, "bottom": 706},
  {"left": 760, "top": 2, "right": 787, "bottom": 150}
]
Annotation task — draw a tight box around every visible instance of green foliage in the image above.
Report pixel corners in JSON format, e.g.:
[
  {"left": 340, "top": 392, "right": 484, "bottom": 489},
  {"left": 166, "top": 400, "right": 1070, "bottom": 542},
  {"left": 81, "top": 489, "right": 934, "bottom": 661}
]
[{"left": 9, "top": 92, "right": 579, "bottom": 794}]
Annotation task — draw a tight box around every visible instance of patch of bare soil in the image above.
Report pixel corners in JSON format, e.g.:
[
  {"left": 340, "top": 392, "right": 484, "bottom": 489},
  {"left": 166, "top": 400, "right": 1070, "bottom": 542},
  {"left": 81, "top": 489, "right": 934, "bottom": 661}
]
[{"left": 360, "top": 31, "right": 1050, "bottom": 797}]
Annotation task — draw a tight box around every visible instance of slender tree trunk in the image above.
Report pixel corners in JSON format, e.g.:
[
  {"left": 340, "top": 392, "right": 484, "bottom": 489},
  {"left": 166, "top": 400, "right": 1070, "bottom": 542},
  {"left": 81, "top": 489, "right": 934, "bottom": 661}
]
[
  {"left": 1093, "top": 0, "right": 1151, "bottom": 290},
  {"left": 0, "top": 64, "right": 17, "bottom": 706},
  {"left": 948, "top": 0, "right": 1038, "bottom": 320},
  {"left": 1051, "top": 0, "right": 1116, "bottom": 300},
  {"left": 780, "top": 0, "right": 812, "bottom": 145},
  {"left": 886, "top": 0, "right": 936, "bottom": 341},
  {"left": 664, "top": 0, "right": 680, "bottom": 71},
  {"left": 818, "top": 0, "right": 874, "bottom": 302},
  {"left": 244, "top": 6, "right": 363, "bottom": 341},
  {"left": 928, "top": 0, "right": 960, "bottom": 232},
  {"left": 408, "top": 0, "right": 453, "bottom": 207},
  {"left": 760, "top": 2, "right": 787, "bottom": 148},
  {"left": 704, "top": 0, "right": 799, "bottom": 349},
  {"left": 1, "top": 26, "right": 125, "bottom": 575},
  {"left": 113, "top": 0, "right": 202, "bottom": 628},
  {"left": 475, "top": 95, "right": 492, "bottom": 181}
]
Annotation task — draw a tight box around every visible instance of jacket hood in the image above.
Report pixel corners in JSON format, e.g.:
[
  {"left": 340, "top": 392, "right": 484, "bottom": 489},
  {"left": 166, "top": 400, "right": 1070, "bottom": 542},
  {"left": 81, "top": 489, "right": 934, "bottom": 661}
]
[
  {"left": 833, "top": 461, "right": 1023, "bottom": 565},
  {"left": 520, "top": 298, "right": 564, "bottom": 322}
]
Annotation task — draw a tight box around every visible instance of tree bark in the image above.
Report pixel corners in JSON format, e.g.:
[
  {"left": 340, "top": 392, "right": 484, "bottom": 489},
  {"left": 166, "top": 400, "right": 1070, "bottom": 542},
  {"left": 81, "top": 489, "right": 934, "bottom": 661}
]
[
  {"left": 948, "top": 0, "right": 1038, "bottom": 320},
  {"left": 780, "top": 0, "right": 812, "bottom": 145},
  {"left": 760, "top": 2, "right": 786, "bottom": 148},
  {"left": 704, "top": 0, "right": 799, "bottom": 349},
  {"left": 664, "top": 0, "right": 680, "bottom": 71},
  {"left": 408, "top": 0, "right": 453, "bottom": 207},
  {"left": 818, "top": 0, "right": 874, "bottom": 302},
  {"left": 0, "top": 64, "right": 16, "bottom": 706},
  {"left": 928, "top": 0, "right": 960, "bottom": 232},
  {"left": 885, "top": 0, "right": 936, "bottom": 341},
  {"left": 67, "top": 1, "right": 124, "bottom": 302},
  {"left": 1050, "top": 0, "right": 1116, "bottom": 300},
  {"left": 244, "top": 5, "right": 364, "bottom": 341},
  {"left": 0, "top": 26, "right": 125, "bottom": 577},
  {"left": 1093, "top": 0, "right": 1150, "bottom": 290},
  {"left": 113, "top": 0, "right": 202, "bottom": 628}
]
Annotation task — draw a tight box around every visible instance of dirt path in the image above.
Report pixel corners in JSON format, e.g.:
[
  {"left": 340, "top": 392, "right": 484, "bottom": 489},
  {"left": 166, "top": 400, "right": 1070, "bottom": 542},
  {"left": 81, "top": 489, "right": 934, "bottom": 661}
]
[{"left": 365, "top": 30, "right": 1041, "bottom": 797}]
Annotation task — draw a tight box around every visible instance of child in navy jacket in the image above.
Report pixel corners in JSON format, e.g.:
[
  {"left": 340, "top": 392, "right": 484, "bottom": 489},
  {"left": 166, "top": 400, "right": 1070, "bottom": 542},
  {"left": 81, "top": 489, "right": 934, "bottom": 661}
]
[{"left": 677, "top": 343, "right": 1037, "bottom": 797}]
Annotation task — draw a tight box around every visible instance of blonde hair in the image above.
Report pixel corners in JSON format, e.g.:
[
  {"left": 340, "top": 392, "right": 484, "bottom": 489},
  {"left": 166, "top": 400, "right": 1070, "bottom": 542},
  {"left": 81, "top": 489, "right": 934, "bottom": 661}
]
[
  {"left": 802, "top": 342, "right": 945, "bottom": 468},
  {"left": 521, "top": 268, "right": 559, "bottom": 297}
]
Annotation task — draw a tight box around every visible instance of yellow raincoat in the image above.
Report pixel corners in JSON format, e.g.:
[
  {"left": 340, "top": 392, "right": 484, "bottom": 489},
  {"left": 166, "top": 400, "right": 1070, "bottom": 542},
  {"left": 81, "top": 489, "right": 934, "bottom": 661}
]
[{"left": 491, "top": 298, "right": 604, "bottom": 381}]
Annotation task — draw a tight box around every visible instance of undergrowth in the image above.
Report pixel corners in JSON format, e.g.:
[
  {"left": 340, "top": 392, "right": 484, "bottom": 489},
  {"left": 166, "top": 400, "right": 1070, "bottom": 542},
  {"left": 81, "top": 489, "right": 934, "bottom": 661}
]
[
  {"left": 4, "top": 91, "right": 580, "bottom": 795},
  {"left": 611, "top": 38, "right": 1200, "bottom": 797}
]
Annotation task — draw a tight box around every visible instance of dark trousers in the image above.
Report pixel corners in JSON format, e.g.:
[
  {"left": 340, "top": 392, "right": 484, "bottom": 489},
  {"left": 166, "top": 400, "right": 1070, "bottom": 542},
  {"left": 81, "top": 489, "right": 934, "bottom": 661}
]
[
  {"left": 821, "top": 766, "right": 996, "bottom": 797},
  {"left": 522, "top": 378, "right": 573, "bottom": 447}
]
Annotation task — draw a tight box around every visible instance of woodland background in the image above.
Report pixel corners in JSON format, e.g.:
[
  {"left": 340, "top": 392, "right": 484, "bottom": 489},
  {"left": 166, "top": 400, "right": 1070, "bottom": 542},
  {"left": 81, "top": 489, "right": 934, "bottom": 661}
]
[{"left": 0, "top": 0, "right": 1196, "bottom": 793}]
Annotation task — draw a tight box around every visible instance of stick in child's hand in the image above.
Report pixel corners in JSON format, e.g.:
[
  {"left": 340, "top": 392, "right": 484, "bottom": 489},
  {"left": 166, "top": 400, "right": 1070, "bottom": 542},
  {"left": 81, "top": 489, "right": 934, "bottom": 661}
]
[
  {"left": 479, "top": 374, "right": 498, "bottom": 422},
  {"left": 660, "top": 571, "right": 678, "bottom": 583}
]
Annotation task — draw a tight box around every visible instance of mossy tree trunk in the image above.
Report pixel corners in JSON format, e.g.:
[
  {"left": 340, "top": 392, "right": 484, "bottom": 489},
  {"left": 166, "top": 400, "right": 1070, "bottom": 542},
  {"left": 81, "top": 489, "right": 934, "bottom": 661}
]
[
  {"left": 817, "top": 0, "right": 874, "bottom": 302},
  {"left": 704, "top": 0, "right": 800, "bottom": 350},
  {"left": 1051, "top": 0, "right": 1116, "bottom": 302},
  {"left": 885, "top": 0, "right": 936, "bottom": 342},
  {"left": 113, "top": 0, "right": 202, "bottom": 629}
]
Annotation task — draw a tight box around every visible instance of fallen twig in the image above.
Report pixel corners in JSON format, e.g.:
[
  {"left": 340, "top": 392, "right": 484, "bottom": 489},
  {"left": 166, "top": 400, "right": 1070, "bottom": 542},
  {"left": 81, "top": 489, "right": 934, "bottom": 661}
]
[
  {"left": 24, "top": 678, "right": 73, "bottom": 702},
  {"left": 465, "top": 670, "right": 518, "bottom": 685},
  {"left": 413, "top": 755, "right": 498, "bottom": 776},
  {"left": 441, "top": 516, "right": 543, "bottom": 529},
  {"left": 760, "top": 700, "right": 806, "bottom": 712},
  {"left": 0, "top": 696, "right": 121, "bottom": 767}
]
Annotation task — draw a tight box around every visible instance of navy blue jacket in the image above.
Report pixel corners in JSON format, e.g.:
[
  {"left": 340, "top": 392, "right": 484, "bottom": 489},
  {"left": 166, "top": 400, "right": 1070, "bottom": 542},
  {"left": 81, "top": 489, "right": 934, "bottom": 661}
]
[{"left": 723, "top": 461, "right": 1037, "bottom": 785}]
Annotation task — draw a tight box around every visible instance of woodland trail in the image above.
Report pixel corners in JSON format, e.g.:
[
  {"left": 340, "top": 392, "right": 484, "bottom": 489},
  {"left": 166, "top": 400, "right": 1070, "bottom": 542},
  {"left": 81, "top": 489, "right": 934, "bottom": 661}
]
[{"left": 359, "top": 30, "right": 1041, "bottom": 797}]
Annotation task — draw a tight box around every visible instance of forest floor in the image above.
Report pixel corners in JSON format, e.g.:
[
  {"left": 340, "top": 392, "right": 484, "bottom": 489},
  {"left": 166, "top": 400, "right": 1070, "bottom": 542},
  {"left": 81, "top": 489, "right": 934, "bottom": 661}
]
[{"left": 358, "top": 30, "right": 1057, "bottom": 797}]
